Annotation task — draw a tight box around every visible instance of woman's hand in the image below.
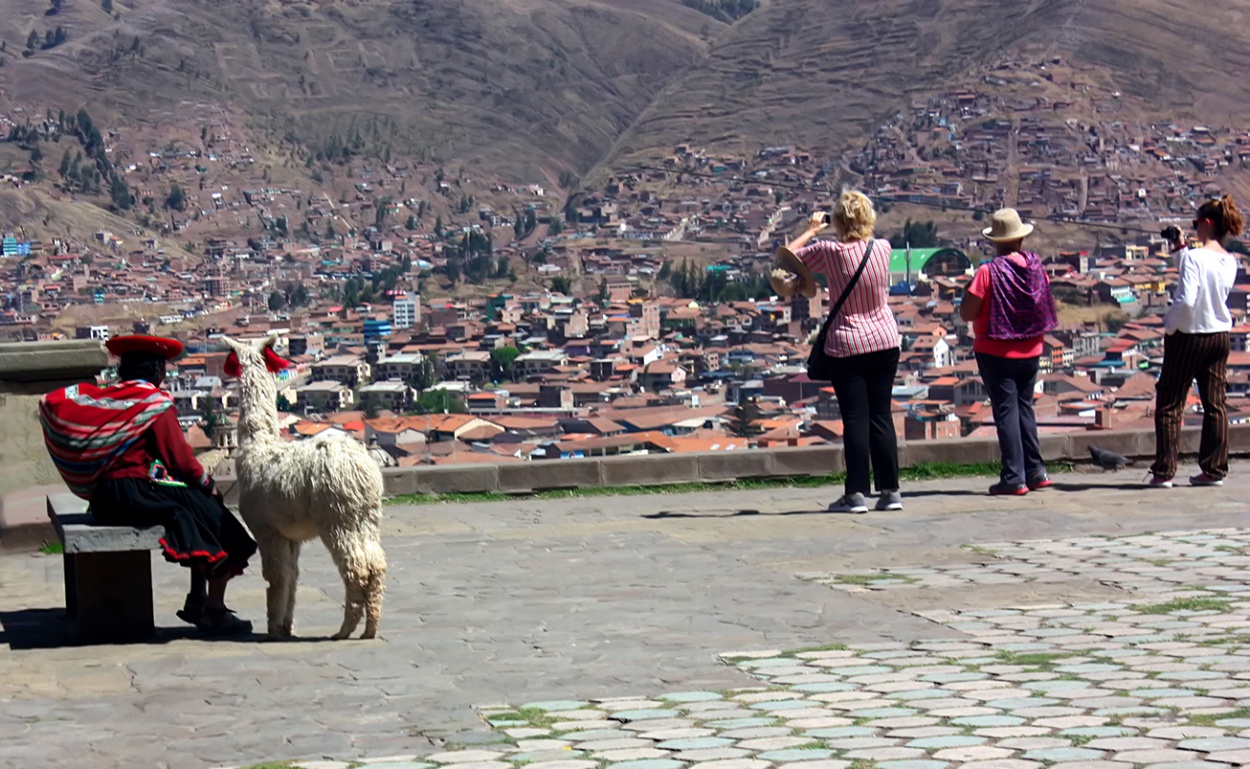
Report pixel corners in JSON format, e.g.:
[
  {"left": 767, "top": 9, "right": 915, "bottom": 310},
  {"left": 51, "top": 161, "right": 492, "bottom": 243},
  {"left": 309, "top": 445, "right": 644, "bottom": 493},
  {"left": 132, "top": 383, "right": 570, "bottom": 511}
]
[{"left": 807, "top": 212, "right": 830, "bottom": 234}]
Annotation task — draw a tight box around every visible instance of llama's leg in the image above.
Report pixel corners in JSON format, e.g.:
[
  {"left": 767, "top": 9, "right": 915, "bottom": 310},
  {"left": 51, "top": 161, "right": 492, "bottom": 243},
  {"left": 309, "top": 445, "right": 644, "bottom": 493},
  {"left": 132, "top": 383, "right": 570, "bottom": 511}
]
[
  {"left": 257, "top": 532, "right": 294, "bottom": 639},
  {"left": 281, "top": 539, "right": 301, "bottom": 638},
  {"left": 323, "top": 529, "right": 367, "bottom": 640},
  {"left": 361, "top": 525, "right": 387, "bottom": 640}
]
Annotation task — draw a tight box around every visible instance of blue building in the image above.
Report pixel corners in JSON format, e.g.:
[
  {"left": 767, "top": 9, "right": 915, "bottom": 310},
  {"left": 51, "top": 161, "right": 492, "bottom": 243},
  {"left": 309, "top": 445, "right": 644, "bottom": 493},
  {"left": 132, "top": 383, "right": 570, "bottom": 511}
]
[{"left": 362, "top": 319, "right": 392, "bottom": 343}]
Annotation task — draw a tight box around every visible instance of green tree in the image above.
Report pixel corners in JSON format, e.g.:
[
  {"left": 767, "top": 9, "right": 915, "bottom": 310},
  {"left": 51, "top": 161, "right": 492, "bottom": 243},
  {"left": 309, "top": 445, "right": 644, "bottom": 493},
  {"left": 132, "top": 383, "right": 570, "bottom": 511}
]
[
  {"left": 415, "top": 389, "right": 465, "bottom": 414},
  {"left": 406, "top": 214, "right": 417, "bottom": 230},
  {"left": 490, "top": 346, "right": 521, "bottom": 382},
  {"left": 550, "top": 276, "right": 571, "bottom": 295},
  {"left": 165, "top": 183, "right": 186, "bottom": 211},
  {"left": 26, "top": 31, "right": 39, "bottom": 52},
  {"left": 725, "top": 398, "right": 764, "bottom": 439},
  {"left": 268, "top": 290, "right": 287, "bottom": 311},
  {"left": 109, "top": 175, "right": 133, "bottom": 210},
  {"left": 198, "top": 396, "right": 222, "bottom": 440},
  {"left": 101, "top": 0, "right": 113, "bottom": 12}
]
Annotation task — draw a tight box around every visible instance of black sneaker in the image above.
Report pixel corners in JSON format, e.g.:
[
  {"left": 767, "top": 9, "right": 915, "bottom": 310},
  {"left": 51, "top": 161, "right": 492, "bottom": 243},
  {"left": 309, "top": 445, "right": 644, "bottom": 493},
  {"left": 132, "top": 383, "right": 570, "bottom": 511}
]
[{"left": 196, "top": 606, "right": 253, "bottom": 637}]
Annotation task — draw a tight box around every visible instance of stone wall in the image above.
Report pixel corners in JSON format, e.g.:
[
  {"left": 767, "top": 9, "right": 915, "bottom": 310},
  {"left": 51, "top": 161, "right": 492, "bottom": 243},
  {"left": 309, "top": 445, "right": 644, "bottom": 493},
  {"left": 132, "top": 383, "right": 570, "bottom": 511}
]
[{"left": 207, "top": 424, "right": 1249, "bottom": 501}]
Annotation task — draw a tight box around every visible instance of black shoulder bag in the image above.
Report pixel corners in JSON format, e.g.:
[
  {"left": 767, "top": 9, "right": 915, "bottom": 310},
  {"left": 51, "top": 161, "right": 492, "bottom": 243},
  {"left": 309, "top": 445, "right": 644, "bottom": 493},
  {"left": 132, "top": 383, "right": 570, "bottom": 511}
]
[{"left": 806, "top": 240, "right": 877, "bottom": 381}]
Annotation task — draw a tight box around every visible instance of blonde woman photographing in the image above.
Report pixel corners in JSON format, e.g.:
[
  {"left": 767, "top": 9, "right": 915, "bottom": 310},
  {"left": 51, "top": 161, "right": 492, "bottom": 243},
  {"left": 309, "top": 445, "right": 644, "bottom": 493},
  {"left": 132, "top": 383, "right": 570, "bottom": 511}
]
[{"left": 773, "top": 191, "right": 902, "bottom": 514}]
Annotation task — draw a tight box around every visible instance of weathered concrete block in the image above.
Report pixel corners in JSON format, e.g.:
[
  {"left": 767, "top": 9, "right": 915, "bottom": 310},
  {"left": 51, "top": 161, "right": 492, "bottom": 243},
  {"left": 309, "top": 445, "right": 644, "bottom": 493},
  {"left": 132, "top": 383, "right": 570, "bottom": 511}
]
[
  {"left": 497, "top": 459, "right": 603, "bottom": 493},
  {"left": 696, "top": 450, "right": 775, "bottom": 481},
  {"left": 599, "top": 453, "right": 701, "bottom": 487},
  {"left": 47, "top": 495, "right": 163, "bottom": 553},
  {"left": 407, "top": 465, "right": 500, "bottom": 495},
  {"left": 769, "top": 445, "right": 843, "bottom": 476},
  {"left": 1038, "top": 433, "right": 1070, "bottom": 462},
  {"left": 1229, "top": 423, "right": 1250, "bottom": 453},
  {"left": 903, "top": 437, "right": 999, "bottom": 467},
  {"left": 0, "top": 339, "right": 108, "bottom": 385},
  {"left": 381, "top": 467, "right": 419, "bottom": 497}
]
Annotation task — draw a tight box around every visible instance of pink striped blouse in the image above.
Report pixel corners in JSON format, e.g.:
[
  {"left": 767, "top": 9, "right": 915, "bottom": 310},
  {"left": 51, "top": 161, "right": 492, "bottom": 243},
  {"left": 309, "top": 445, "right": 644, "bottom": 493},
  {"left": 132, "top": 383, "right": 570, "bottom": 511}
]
[{"left": 796, "top": 237, "right": 901, "bottom": 358}]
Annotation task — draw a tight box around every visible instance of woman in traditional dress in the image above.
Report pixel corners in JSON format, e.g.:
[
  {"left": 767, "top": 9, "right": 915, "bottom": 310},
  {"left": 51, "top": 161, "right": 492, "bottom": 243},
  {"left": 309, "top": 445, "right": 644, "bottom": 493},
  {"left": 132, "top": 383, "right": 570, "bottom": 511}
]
[{"left": 40, "top": 335, "right": 255, "bottom": 635}]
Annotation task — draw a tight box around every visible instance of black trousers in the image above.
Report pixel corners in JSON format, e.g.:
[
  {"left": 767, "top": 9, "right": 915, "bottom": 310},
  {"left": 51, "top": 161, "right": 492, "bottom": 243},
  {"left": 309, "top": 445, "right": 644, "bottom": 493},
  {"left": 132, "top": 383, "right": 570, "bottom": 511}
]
[
  {"left": 829, "top": 347, "right": 900, "bottom": 495},
  {"left": 976, "top": 352, "right": 1045, "bottom": 487},
  {"left": 1151, "top": 331, "right": 1230, "bottom": 480}
]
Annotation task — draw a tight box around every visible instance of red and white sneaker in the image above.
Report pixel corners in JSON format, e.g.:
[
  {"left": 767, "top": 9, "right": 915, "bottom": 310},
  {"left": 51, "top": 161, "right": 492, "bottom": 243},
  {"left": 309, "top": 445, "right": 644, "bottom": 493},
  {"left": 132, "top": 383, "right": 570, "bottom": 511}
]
[
  {"left": 1147, "top": 475, "right": 1174, "bottom": 489},
  {"left": 1189, "top": 473, "right": 1224, "bottom": 487}
]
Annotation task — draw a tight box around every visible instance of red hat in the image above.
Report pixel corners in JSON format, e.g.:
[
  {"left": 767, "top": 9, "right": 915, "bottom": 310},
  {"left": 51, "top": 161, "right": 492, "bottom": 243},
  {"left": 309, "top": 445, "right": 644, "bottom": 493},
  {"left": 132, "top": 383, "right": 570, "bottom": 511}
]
[{"left": 104, "top": 335, "right": 185, "bottom": 361}]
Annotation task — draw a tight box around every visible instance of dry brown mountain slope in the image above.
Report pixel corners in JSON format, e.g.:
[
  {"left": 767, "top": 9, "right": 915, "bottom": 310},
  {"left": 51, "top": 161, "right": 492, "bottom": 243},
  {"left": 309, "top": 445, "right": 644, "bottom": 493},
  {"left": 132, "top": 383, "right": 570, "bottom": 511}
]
[
  {"left": 0, "top": 0, "right": 718, "bottom": 181},
  {"left": 600, "top": 0, "right": 1250, "bottom": 172}
]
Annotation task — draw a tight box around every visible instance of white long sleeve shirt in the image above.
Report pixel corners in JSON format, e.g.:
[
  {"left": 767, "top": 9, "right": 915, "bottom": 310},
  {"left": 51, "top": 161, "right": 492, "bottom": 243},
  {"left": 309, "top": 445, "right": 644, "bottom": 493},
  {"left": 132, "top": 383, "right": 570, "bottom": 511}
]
[{"left": 1164, "top": 246, "right": 1238, "bottom": 334}]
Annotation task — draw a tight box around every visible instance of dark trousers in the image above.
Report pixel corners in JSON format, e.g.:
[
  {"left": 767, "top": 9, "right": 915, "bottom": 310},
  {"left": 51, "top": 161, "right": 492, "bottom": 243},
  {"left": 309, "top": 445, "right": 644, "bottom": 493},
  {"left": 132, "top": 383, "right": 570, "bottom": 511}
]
[
  {"left": 1151, "top": 331, "right": 1230, "bottom": 480},
  {"left": 829, "top": 347, "right": 900, "bottom": 495},
  {"left": 976, "top": 352, "right": 1045, "bottom": 487}
]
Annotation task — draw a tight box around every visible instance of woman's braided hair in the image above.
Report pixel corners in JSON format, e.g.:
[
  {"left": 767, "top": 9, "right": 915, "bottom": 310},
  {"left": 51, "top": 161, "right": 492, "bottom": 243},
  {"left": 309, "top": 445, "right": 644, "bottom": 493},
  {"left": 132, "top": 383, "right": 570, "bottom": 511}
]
[{"left": 117, "top": 352, "right": 167, "bottom": 386}]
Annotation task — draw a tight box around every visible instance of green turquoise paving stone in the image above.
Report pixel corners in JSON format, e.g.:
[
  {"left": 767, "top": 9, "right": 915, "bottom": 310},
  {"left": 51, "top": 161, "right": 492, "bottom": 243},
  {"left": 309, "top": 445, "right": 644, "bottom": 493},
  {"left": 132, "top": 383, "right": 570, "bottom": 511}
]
[
  {"left": 703, "top": 718, "right": 776, "bottom": 729},
  {"left": 1217, "top": 719, "right": 1250, "bottom": 728},
  {"left": 656, "top": 738, "right": 734, "bottom": 750},
  {"left": 905, "top": 736, "right": 985, "bottom": 749},
  {"left": 806, "top": 727, "right": 877, "bottom": 739},
  {"left": 1161, "top": 671, "right": 1224, "bottom": 679},
  {"left": 358, "top": 763, "right": 435, "bottom": 769},
  {"left": 757, "top": 750, "right": 836, "bottom": 762},
  {"left": 605, "top": 760, "right": 686, "bottom": 769},
  {"left": 1092, "top": 706, "right": 1168, "bottom": 717},
  {"left": 1054, "top": 664, "right": 1120, "bottom": 673},
  {"left": 524, "top": 701, "right": 592, "bottom": 712},
  {"left": 611, "top": 710, "right": 681, "bottom": 721},
  {"left": 791, "top": 683, "right": 856, "bottom": 693},
  {"left": 996, "top": 643, "right": 1053, "bottom": 651},
  {"left": 876, "top": 761, "right": 949, "bottom": 769},
  {"left": 488, "top": 720, "right": 527, "bottom": 727},
  {"left": 751, "top": 700, "right": 813, "bottom": 711},
  {"left": 1178, "top": 737, "right": 1250, "bottom": 751},
  {"left": 659, "top": 692, "right": 724, "bottom": 702},
  {"left": 739, "top": 658, "right": 797, "bottom": 668},
  {"left": 950, "top": 716, "right": 1023, "bottom": 727},
  {"left": 1021, "top": 747, "right": 1105, "bottom": 762}
]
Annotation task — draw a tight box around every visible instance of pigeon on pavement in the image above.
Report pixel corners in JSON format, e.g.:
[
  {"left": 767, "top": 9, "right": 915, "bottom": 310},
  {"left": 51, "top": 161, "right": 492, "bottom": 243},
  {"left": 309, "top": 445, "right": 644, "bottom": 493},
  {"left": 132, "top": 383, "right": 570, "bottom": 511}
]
[{"left": 1089, "top": 445, "right": 1135, "bottom": 471}]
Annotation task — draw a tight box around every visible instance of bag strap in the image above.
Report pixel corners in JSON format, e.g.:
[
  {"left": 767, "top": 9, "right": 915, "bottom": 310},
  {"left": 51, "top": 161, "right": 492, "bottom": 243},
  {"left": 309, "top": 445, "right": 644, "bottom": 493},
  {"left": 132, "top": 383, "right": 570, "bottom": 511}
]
[{"left": 827, "top": 239, "right": 876, "bottom": 323}]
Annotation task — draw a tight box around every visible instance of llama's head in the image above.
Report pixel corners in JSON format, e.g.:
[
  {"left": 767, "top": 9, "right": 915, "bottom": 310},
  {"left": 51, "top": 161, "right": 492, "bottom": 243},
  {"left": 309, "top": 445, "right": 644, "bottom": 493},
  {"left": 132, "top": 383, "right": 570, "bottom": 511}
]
[
  {"left": 220, "top": 333, "right": 290, "bottom": 380},
  {"left": 219, "top": 334, "right": 291, "bottom": 434}
]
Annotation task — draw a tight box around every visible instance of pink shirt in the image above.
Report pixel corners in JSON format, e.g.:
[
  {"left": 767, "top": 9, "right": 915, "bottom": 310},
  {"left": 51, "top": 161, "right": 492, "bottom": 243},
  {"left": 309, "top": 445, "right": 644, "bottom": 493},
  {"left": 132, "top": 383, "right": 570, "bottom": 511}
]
[
  {"left": 797, "top": 237, "right": 901, "bottom": 358},
  {"left": 967, "top": 255, "right": 1045, "bottom": 359}
]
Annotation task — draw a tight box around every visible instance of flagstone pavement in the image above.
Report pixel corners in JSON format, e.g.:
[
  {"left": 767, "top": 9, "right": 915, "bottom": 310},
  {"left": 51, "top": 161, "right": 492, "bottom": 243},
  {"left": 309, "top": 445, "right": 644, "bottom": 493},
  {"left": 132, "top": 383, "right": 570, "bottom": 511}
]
[{"left": 1, "top": 466, "right": 1249, "bottom": 769}]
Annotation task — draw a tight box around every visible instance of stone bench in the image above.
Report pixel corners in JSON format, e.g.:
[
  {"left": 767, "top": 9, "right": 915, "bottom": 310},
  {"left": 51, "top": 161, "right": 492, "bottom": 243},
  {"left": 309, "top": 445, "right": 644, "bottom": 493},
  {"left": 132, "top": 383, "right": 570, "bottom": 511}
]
[{"left": 47, "top": 493, "right": 162, "bottom": 643}]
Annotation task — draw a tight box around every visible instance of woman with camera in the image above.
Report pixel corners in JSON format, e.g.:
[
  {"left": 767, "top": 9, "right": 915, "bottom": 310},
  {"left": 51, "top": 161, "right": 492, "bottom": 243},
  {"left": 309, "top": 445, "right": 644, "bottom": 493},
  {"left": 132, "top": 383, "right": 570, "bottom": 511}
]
[
  {"left": 772, "top": 190, "right": 901, "bottom": 514},
  {"left": 1150, "top": 195, "right": 1244, "bottom": 488}
]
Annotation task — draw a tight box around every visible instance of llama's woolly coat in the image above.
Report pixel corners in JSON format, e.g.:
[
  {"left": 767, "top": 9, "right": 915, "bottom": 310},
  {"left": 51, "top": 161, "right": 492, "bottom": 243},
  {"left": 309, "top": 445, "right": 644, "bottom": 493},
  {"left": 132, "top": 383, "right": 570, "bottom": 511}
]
[{"left": 223, "top": 334, "right": 387, "bottom": 640}]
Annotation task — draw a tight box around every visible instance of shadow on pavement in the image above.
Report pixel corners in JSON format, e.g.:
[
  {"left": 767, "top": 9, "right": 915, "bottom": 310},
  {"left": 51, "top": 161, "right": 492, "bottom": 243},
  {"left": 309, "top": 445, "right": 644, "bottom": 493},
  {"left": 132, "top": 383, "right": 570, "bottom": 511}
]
[
  {"left": 0, "top": 607, "right": 288, "bottom": 649},
  {"left": 1050, "top": 482, "right": 1159, "bottom": 492}
]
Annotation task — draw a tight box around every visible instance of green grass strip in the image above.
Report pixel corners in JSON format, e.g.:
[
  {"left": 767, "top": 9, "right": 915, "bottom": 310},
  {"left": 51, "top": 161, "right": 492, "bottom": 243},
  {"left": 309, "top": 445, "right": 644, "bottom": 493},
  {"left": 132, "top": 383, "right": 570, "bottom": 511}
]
[{"left": 387, "top": 460, "right": 1016, "bottom": 507}]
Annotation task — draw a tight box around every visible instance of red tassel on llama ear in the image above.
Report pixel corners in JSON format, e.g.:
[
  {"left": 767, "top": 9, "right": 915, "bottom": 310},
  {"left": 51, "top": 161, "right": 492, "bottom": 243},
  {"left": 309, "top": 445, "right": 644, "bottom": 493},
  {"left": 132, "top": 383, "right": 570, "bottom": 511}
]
[
  {"left": 262, "top": 346, "right": 291, "bottom": 373},
  {"left": 223, "top": 351, "right": 242, "bottom": 378}
]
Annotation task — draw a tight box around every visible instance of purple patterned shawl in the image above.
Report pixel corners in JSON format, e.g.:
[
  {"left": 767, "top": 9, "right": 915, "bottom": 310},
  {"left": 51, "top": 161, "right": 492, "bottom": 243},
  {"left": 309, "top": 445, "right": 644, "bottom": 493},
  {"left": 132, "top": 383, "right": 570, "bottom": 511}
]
[{"left": 986, "top": 251, "right": 1058, "bottom": 340}]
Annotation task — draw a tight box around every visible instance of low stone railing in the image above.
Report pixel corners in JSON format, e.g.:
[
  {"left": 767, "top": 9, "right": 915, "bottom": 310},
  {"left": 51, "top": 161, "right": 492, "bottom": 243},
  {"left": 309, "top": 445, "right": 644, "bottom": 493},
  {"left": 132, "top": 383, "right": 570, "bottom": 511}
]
[{"left": 209, "top": 424, "right": 1248, "bottom": 501}]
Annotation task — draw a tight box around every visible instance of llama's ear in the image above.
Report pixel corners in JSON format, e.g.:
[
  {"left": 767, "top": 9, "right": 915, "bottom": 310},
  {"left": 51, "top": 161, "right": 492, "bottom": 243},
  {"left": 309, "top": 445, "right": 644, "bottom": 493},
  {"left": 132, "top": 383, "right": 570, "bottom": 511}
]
[
  {"left": 218, "top": 335, "right": 242, "bottom": 353},
  {"left": 263, "top": 332, "right": 280, "bottom": 350}
]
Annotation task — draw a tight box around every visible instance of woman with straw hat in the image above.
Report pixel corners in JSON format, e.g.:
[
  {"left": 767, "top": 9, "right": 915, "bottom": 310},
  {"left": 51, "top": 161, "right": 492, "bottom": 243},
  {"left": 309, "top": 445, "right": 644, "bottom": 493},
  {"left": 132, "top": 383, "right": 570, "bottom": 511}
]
[
  {"left": 960, "top": 209, "right": 1058, "bottom": 496},
  {"left": 772, "top": 190, "right": 902, "bottom": 514}
]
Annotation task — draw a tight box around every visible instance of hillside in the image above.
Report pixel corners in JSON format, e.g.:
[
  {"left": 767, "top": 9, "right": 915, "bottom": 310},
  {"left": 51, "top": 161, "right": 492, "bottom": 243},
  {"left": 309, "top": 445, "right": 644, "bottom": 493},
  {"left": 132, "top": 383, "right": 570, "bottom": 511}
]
[
  {"left": 2, "top": 0, "right": 1250, "bottom": 247},
  {"left": 598, "top": 0, "right": 1250, "bottom": 174}
]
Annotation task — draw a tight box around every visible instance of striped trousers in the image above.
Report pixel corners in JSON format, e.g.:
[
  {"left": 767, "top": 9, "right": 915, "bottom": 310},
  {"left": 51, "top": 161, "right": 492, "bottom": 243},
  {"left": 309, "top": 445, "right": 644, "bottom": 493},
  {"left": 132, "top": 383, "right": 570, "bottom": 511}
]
[{"left": 1151, "top": 331, "right": 1230, "bottom": 480}]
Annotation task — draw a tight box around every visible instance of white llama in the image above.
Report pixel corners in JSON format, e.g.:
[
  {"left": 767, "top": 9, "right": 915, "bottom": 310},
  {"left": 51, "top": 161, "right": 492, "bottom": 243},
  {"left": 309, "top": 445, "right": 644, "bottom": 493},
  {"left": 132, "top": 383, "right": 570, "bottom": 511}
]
[{"left": 221, "top": 335, "right": 387, "bottom": 639}]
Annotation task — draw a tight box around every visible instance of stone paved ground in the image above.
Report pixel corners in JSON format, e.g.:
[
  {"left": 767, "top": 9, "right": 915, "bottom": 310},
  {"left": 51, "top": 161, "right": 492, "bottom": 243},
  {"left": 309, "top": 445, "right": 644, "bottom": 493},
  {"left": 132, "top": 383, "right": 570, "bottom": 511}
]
[{"left": 1, "top": 466, "right": 1248, "bottom": 769}]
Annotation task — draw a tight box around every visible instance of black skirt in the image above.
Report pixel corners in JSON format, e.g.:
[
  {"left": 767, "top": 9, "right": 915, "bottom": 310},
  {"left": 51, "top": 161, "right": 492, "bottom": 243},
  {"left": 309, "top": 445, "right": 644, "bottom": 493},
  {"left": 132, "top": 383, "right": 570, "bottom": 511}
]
[{"left": 91, "top": 477, "right": 257, "bottom": 578}]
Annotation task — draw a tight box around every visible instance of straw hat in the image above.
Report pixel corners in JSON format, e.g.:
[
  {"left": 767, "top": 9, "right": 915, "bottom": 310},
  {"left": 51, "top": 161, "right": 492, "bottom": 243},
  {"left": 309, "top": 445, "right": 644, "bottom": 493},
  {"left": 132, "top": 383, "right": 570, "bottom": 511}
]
[
  {"left": 774, "top": 246, "right": 819, "bottom": 298},
  {"left": 982, "top": 208, "right": 1034, "bottom": 242}
]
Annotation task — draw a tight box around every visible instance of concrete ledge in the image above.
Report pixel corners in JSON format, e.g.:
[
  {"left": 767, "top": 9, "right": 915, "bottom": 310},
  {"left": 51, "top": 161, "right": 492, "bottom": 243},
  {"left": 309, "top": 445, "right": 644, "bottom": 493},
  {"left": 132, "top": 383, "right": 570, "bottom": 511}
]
[
  {"left": 0, "top": 340, "right": 108, "bottom": 389},
  {"left": 15, "top": 426, "right": 1242, "bottom": 521}
]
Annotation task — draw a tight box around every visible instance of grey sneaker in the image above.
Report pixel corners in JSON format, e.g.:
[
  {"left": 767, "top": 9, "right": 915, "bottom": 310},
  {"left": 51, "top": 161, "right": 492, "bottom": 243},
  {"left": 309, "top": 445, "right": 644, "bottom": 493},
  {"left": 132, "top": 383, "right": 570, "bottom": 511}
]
[
  {"left": 828, "top": 493, "right": 868, "bottom": 514},
  {"left": 875, "top": 490, "right": 903, "bottom": 511}
]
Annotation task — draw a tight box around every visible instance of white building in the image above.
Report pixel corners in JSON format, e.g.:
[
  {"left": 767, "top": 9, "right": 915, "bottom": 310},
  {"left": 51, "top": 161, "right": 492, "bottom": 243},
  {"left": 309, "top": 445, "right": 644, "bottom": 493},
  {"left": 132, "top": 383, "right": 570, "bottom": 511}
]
[{"left": 393, "top": 297, "right": 420, "bottom": 329}]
